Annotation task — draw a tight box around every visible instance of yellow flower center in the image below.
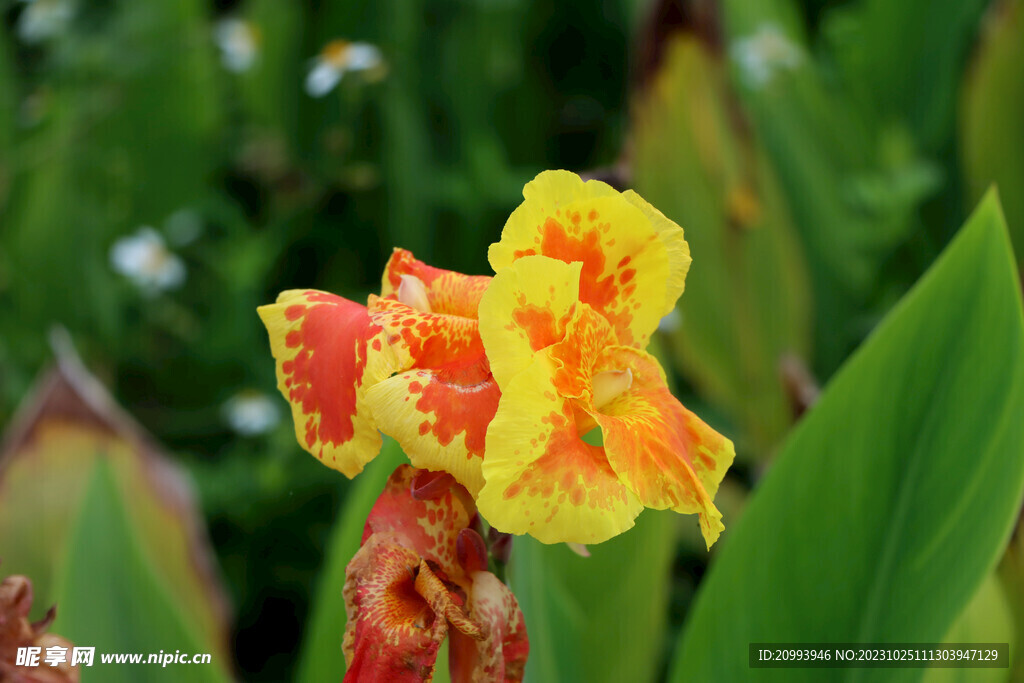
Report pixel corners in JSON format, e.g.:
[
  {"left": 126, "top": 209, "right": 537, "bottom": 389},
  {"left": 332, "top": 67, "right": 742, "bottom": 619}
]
[{"left": 591, "top": 368, "right": 632, "bottom": 410}]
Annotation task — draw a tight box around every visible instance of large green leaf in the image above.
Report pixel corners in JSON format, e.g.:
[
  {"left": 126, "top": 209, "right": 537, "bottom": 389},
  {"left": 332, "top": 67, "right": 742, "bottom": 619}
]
[
  {"left": 669, "top": 192, "right": 1024, "bottom": 681},
  {"left": 295, "top": 438, "right": 405, "bottom": 683},
  {"left": 0, "top": 357, "right": 230, "bottom": 664},
  {"left": 509, "top": 509, "right": 675, "bottom": 683},
  {"left": 962, "top": 0, "right": 1024, "bottom": 264},
  {"left": 52, "top": 459, "right": 230, "bottom": 683},
  {"left": 632, "top": 34, "right": 811, "bottom": 456},
  {"left": 920, "top": 573, "right": 1014, "bottom": 683}
]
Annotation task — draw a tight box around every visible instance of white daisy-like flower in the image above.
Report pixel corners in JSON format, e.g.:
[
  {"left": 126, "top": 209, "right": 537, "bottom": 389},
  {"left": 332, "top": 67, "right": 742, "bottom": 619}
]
[
  {"left": 109, "top": 227, "right": 186, "bottom": 295},
  {"left": 730, "top": 23, "right": 803, "bottom": 88},
  {"left": 214, "top": 18, "right": 260, "bottom": 73},
  {"left": 223, "top": 390, "right": 282, "bottom": 436},
  {"left": 17, "top": 0, "right": 74, "bottom": 44},
  {"left": 305, "top": 40, "right": 384, "bottom": 98}
]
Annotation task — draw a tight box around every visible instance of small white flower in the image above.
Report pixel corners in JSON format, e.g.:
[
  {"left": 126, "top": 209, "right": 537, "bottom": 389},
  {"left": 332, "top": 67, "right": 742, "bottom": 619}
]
[
  {"left": 214, "top": 18, "right": 259, "bottom": 73},
  {"left": 223, "top": 391, "right": 282, "bottom": 436},
  {"left": 17, "top": 0, "right": 73, "bottom": 44},
  {"left": 305, "top": 40, "right": 383, "bottom": 97},
  {"left": 730, "top": 23, "right": 803, "bottom": 88},
  {"left": 110, "top": 227, "right": 186, "bottom": 295}
]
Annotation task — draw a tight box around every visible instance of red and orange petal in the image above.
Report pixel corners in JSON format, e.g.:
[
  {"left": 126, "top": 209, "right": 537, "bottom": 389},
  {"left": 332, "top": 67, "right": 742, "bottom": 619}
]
[
  {"left": 477, "top": 255, "right": 583, "bottom": 388},
  {"left": 364, "top": 465, "right": 475, "bottom": 580},
  {"left": 381, "top": 248, "right": 492, "bottom": 319},
  {"left": 365, "top": 297, "right": 497, "bottom": 494},
  {"left": 343, "top": 535, "right": 480, "bottom": 683},
  {"left": 366, "top": 370, "right": 498, "bottom": 496},
  {"left": 589, "top": 347, "right": 734, "bottom": 549},
  {"left": 488, "top": 170, "right": 676, "bottom": 348},
  {"left": 367, "top": 296, "right": 488, "bottom": 374},
  {"left": 450, "top": 572, "right": 529, "bottom": 683},
  {"left": 257, "top": 290, "right": 394, "bottom": 478},
  {"left": 477, "top": 356, "right": 643, "bottom": 545}
]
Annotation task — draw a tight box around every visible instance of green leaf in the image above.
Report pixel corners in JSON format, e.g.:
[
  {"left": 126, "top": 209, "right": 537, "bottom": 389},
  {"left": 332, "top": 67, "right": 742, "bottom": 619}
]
[
  {"left": 962, "top": 0, "right": 1024, "bottom": 265},
  {"left": 632, "top": 34, "right": 811, "bottom": 456},
  {"left": 52, "top": 459, "right": 230, "bottom": 683},
  {"left": 719, "top": 0, "right": 934, "bottom": 371},
  {"left": 0, "top": 356, "right": 230, "bottom": 663},
  {"left": 824, "top": 0, "right": 989, "bottom": 151},
  {"left": 237, "top": 0, "right": 304, "bottom": 138},
  {"left": 669, "top": 192, "right": 1024, "bottom": 681},
  {"left": 510, "top": 509, "right": 675, "bottom": 683},
  {"left": 921, "top": 573, "right": 1014, "bottom": 683},
  {"left": 295, "top": 438, "right": 405, "bottom": 683}
]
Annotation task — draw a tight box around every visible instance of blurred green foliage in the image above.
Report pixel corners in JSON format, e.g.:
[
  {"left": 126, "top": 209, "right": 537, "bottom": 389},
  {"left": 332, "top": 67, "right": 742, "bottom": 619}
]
[{"left": 1, "top": 0, "right": 1023, "bottom": 680}]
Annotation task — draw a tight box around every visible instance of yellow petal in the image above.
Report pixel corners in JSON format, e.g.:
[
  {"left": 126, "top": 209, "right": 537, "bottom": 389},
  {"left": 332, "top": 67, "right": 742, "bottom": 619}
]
[
  {"left": 478, "top": 355, "right": 643, "bottom": 544},
  {"left": 621, "top": 189, "right": 691, "bottom": 315},
  {"left": 488, "top": 170, "right": 673, "bottom": 347},
  {"left": 591, "top": 347, "right": 735, "bottom": 549},
  {"left": 477, "top": 255, "right": 582, "bottom": 387}
]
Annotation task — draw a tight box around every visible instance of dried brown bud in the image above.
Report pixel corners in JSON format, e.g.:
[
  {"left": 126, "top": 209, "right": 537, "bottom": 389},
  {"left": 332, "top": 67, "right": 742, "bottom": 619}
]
[{"left": 0, "top": 568, "right": 79, "bottom": 683}]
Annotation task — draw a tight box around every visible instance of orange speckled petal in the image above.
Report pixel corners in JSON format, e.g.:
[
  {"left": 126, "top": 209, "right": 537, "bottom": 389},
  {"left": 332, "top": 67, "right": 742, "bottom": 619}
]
[
  {"left": 366, "top": 297, "right": 496, "bottom": 494},
  {"left": 364, "top": 465, "right": 474, "bottom": 577},
  {"left": 450, "top": 571, "right": 529, "bottom": 683},
  {"left": 545, "top": 303, "right": 618, "bottom": 402},
  {"left": 477, "top": 255, "right": 582, "bottom": 387},
  {"left": 591, "top": 347, "right": 735, "bottom": 549},
  {"left": 489, "top": 170, "right": 671, "bottom": 347},
  {"left": 382, "top": 248, "right": 492, "bottom": 319},
  {"left": 342, "top": 536, "right": 447, "bottom": 683},
  {"left": 366, "top": 371, "right": 498, "bottom": 496},
  {"left": 620, "top": 189, "right": 691, "bottom": 315},
  {"left": 368, "top": 296, "right": 488, "bottom": 375},
  {"left": 257, "top": 290, "right": 394, "bottom": 478},
  {"left": 478, "top": 356, "right": 642, "bottom": 545}
]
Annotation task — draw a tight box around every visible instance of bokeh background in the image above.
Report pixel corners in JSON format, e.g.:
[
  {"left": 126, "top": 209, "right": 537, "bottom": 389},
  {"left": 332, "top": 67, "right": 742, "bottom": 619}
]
[{"left": 1, "top": 0, "right": 1023, "bottom": 680}]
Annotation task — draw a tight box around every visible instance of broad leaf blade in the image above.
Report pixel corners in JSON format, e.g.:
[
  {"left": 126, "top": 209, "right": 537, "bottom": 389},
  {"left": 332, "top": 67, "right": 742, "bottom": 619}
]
[
  {"left": 510, "top": 508, "right": 675, "bottom": 683},
  {"left": 825, "top": 0, "right": 989, "bottom": 151},
  {"left": 670, "top": 193, "right": 1024, "bottom": 681},
  {"left": 53, "top": 459, "right": 230, "bottom": 683},
  {"left": 0, "top": 354, "right": 230, "bottom": 663},
  {"left": 961, "top": 0, "right": 1024, "bottom": 264},
  {"left": 921, "top": 573, "right": 1014, "bottom": 683}
]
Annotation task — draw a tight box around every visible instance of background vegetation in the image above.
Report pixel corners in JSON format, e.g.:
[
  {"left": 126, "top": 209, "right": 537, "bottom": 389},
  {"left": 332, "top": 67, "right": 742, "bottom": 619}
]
[{"left": 1, "top": 0, "right": 1023, "bottom": 680}]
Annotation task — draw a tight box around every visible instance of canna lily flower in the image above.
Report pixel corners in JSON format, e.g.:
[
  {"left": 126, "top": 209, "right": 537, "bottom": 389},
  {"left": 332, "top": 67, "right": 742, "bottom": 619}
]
[
  {"left": 257, "top": 250, "right": 498, "bottom": 493},
  {"left": 344, "top": 465, "right": 527, "bottom": 682},
  {"left": 476, "top": 171, "right": 735, "bottom": 548},
  {"left": 305, "top": 40, "right": 385, "bottom": 97}
]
